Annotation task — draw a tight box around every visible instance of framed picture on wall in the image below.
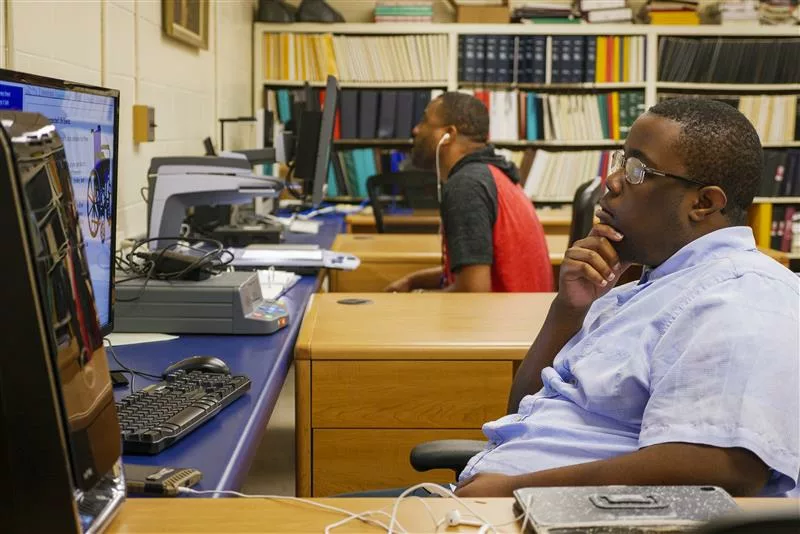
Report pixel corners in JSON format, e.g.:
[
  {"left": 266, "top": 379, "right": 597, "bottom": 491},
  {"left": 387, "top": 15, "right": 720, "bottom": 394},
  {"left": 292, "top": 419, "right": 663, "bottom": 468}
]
[{"left": 162, "top": 0, "right": 210, "bottom": 50}]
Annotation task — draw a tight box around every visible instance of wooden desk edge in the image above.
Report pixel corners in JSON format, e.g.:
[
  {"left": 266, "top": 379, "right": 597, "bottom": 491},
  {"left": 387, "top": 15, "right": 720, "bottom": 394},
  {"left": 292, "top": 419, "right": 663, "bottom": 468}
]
[{"left": 109, "top": 497, "right": 799, "bottom": 533}]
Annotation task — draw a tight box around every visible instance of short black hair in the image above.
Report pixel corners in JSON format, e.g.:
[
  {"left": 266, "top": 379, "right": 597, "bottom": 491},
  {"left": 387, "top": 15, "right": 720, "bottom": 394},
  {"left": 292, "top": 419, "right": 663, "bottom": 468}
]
[
  {"left": 648, "top": 97, "right": 763, "bottom": 225},
  {"left": 436, "top": 92, "right": 490, "bottom": 143}
]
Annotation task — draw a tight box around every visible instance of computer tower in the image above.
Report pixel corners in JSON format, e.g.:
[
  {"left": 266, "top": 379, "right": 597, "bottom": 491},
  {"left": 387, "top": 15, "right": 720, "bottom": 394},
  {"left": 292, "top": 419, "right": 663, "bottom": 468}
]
[{"left": 0, "top": 111, "right": 125, "bottom": 532}]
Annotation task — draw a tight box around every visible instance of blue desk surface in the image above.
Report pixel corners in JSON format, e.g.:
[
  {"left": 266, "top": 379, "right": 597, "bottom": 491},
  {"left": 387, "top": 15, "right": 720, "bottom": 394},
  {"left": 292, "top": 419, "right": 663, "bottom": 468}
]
[{"left": 114, "top": 214, "right": 345, "bottom": 492}]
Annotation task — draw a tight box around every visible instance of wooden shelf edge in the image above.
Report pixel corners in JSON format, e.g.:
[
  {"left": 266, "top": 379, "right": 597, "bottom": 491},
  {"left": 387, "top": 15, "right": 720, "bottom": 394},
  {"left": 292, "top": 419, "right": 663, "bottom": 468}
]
[{"left": 752, "top": 197, "right": 800, "bottom": 204}]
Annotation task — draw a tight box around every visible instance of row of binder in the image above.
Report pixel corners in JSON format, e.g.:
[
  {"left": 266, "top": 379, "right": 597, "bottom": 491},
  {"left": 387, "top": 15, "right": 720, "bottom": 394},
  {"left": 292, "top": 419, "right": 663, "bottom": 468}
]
[
  {"left": 263, "top": 88, "right": 436, "bottom": 141},
  {"left": 658, "top": 37, "right": 800, "bottom": 84},
  {"left": 459, "top": 35, "right": 646, "bottom": 85}
]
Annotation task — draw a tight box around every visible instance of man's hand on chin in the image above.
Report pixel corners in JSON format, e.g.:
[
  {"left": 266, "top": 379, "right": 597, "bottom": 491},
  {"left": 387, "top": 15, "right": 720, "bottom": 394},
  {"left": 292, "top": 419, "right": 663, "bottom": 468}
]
[{"left": 454, "top": 473, "right": 518, "bottom": 498}]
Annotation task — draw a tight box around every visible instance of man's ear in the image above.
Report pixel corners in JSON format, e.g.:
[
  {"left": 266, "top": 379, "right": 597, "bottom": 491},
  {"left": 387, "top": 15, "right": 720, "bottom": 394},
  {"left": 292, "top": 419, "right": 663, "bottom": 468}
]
[
  {"left": 443, "top": 125, "right": 457, "bottom": 144},
  {"left": 689, "top": 185, "right": 727, "bottom": 222}
]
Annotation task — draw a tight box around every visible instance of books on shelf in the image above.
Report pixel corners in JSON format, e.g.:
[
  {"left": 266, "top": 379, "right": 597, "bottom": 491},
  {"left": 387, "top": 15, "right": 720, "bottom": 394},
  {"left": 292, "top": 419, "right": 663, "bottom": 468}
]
[
  {"left": 648, "top": 1, "right": 700, "bottom": 25},
  {"left": 327, "top": 148, "right": 409, "bottom": 198},
  {"left": 511, "top": 1, "right": 580, "bottom": 23},
  {"left": 760, "top": 149, "right": 800, "bottom": 198},
  {"left": 770, "top": 205, "right": 799, "bottom": 252},
  {"left": 738, "top": 95, "right": 799, "bottom": 143},
  {"left": 521, "top": 149, "right": 614, "bottom": 201},
  {"left": 333, "top": 34, "right": 448, "bottom": 83},
  {"left": 458, "top": 35, "right": 646, "bottom": 84},
  {"left": 760, "top": 0, "right": 800, "bottom": 25},
  {"left": 720, "top": 0, "right": 760, "bottom": 24},
  {"left": 657, "top": 37, "right": 800, "bottom": 83},
  {"left": 263, "top": 33, "right": 338, "bottom": 82},
  {"left": 460, "top": 89, "right": 645, "bottom": 142},
  {"left": 262, "top": 32, "right": 448, "bottom": 83},
  {"left": 579, "top": 0, "right": 633, "bottom": 23},
  {"left": 373, "top": 1, "right": 433, "bottom": 23}
]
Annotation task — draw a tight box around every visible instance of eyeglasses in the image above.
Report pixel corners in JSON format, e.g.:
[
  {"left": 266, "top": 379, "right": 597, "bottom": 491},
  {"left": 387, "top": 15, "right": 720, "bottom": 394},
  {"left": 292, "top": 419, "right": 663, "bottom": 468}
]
[{"left": 610, "top": 150, "right": 706, "bottom": 187}]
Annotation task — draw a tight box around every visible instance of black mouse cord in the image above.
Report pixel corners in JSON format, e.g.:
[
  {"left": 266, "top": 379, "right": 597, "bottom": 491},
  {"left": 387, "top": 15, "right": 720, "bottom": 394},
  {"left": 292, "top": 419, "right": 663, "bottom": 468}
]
[{"left": 103, "top": 337, "right": 162, "bottom": 389}]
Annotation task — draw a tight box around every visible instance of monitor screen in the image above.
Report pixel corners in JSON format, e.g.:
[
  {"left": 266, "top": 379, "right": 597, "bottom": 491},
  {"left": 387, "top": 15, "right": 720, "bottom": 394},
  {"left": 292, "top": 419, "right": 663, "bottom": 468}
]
[{"left": 0, "top": 69, "right": 119, "bottom": 334}]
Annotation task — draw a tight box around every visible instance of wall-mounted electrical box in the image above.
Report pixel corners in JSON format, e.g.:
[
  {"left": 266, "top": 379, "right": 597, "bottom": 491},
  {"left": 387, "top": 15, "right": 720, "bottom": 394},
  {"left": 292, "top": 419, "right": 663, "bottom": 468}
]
[{"left": 133, "top": 105, "right": 156, "bottom": 143}]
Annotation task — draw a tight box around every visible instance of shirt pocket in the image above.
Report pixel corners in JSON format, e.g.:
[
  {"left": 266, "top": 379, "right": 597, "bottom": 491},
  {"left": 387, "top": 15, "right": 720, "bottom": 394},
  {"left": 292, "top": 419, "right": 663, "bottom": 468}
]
[{"left": 570, "top": 344, "right": 650, "bottom": 427}]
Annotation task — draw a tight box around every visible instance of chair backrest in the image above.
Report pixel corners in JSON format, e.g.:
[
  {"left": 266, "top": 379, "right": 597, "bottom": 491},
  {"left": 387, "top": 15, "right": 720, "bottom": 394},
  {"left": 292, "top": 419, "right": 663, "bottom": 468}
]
[
  {"left": 693, "top": 510, "right": 800, "bottom": 534},
  {"left": 568, "top": 176, "right": 604, "bottom": 246},
  {"left": 366, "top": 171, "right": 438, "bottom": 233}
]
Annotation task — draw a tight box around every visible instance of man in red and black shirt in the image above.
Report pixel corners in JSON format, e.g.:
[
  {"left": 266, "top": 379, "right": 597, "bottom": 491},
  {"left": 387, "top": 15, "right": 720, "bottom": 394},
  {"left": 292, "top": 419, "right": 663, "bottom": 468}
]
[{"left": 386, "top": 92, "right": 553, "bottom": 293}]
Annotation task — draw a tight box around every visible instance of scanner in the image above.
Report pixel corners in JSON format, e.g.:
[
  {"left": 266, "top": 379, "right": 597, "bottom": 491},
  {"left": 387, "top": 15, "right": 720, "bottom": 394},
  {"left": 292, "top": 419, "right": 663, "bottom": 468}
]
[
  {"left": 146, "top": 154, "right": 360, "bottom": 272},
  {"left": 147, "top": 154, "right": 283, "bottom": 245}
]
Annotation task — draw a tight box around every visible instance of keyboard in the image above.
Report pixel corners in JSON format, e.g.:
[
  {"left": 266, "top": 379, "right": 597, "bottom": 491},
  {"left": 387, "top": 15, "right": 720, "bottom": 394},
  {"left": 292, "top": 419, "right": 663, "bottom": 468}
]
[{"left": 116, "top": 370, "right": 251, "bottom": 454}]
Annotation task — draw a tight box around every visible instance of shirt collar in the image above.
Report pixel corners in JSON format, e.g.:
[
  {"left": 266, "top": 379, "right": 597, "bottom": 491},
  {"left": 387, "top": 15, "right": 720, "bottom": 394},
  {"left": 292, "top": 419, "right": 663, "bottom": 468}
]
[{"left": 639, "top": 226, "right": 756, "bottom": 284}]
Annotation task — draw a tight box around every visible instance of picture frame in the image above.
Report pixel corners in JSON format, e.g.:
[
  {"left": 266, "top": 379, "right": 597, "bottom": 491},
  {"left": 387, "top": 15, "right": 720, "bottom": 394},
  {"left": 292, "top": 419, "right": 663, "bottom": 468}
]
[{"left": 162, "top": 0, "right": 210, "bottom": 50}]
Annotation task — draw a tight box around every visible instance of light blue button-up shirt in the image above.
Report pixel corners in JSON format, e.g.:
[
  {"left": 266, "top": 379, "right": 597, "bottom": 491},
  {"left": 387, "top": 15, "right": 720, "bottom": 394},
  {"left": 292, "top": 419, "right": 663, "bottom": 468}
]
[{"left": 460, "top": 227, "right": 800, "bottom": 496}]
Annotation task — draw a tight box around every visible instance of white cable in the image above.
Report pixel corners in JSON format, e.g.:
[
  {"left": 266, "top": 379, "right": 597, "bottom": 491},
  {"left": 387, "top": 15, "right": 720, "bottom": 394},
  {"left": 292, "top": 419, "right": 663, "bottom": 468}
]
[
  {"left": 177, "top": 488, "right": 404, "bottom": 532},
  {"left": 323, "top": 510, "right": 403, "bottom": 534},
  {"left": 387, "top": 483, "right": 499, "bottom": 534},
  {"left": 435, "top": 132, "right": 450, "bottom": 204}
]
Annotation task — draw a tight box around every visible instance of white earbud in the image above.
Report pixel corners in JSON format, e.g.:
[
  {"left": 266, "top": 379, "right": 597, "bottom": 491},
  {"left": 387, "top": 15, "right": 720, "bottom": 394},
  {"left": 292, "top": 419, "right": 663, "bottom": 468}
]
[
  {"left": 445, "top": 509, "right": 484, "bottom": 528},
  {"left": 438, "top": 132, "right": 451, "bottom": 147}
]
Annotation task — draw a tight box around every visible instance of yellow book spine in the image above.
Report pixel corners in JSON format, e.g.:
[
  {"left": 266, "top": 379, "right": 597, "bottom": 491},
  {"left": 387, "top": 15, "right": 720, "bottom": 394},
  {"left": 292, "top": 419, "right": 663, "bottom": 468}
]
[
  {"left": 611, "top": 91, "right": 620, "bottom": 140},
  {"left": 596, "top": 37, "right": 607, "bottom": 83},
  {"left": 749, "top": 203, "right": 773, "bottom": 248},
  {"left": 612, "top": 36, "right": 621, "bottom": 83},
  {"left": 279, "top": 33, "right": 290, "bottom": 80},
  {"left": 323, "top": 33, "right": 338, "bottom": 78},
  {"left": 622, "top": 36, "right": 630, "bottom": 83},
  {"left": 263, "top": 33, "right": 272, "bottom": 79}
]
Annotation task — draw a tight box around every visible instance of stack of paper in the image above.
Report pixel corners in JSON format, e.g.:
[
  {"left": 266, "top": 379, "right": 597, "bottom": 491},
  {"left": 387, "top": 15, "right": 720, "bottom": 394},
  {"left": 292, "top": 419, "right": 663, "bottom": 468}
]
[{"left": 257, "top": 269, "right": 301, "bottom": 300}]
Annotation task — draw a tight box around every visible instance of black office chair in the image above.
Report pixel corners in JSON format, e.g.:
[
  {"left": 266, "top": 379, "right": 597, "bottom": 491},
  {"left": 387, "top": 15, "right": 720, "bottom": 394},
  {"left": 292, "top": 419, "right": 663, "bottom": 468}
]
[
  {"left": 693, "top": 510, "right": 800, "bottom": 533},
  {"left": 366, "top": 170, "right": 438, "bottom": 233},
  {"left": 568, "top": 175, "right": 604, "bottom": 247}
]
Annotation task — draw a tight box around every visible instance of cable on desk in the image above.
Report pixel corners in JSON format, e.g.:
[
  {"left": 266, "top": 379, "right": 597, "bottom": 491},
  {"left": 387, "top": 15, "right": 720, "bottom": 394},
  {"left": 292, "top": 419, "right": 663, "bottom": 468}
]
[{"left": 103, "top": 337, "right": 161, "bottom": 393}]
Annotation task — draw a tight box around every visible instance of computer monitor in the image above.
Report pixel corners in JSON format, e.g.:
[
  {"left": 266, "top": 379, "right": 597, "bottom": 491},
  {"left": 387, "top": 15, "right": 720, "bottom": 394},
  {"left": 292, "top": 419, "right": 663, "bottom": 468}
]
[
  {"left": 0, "top": 111, "right": 124, "bottom": 533},
  {"left": 292, "top": 75, "right": 339, "bottom": 208},
  {"left": 0, "top": 69, "right": 119, "bottom": 335}
]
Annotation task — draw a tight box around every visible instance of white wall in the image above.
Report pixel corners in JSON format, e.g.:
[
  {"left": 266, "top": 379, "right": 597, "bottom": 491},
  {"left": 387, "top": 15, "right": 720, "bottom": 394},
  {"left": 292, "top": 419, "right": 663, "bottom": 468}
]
[{"left": 3, "top": 0, "right": 256, "bottom": 241}]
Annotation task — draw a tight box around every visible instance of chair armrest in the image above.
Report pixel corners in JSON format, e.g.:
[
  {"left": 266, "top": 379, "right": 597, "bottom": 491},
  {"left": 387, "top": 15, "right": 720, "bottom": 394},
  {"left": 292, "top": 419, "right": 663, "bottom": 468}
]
[{"left": 409, "top": 440, "right": 487, "bottom": 474}]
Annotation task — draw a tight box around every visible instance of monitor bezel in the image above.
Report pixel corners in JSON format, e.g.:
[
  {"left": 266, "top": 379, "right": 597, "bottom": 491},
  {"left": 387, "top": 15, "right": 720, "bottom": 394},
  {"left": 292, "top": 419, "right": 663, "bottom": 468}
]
[
  {"left": 312, "top": 75, "right": 339, "bottom": 208},
  {"left": 0, "top": 68, "right": 121, "bottom": 336}
]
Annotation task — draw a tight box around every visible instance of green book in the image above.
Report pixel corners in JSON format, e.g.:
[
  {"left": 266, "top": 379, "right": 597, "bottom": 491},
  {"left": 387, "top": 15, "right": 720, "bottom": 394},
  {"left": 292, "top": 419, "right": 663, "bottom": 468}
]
[
  {"left": 522, "top": 17, "right": 582, "bottom": 24},
  {"left": 618, "top": 92, "right": 630, "bottom": 138},
  {"left": 597, "top": 93, "right": 610, "bottom": 139}
]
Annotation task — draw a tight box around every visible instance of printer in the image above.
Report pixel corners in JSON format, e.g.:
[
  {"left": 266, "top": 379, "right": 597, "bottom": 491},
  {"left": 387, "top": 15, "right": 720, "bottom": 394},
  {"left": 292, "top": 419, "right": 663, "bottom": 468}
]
[{"left": 115, "top": 271, "right": 290, "bottom": 335}]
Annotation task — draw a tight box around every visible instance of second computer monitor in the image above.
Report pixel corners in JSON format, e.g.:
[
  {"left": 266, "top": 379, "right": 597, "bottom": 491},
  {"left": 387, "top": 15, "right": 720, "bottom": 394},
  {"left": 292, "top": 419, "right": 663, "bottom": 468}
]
[
  {"left": 292, "top": 75, "right": 339, "bottom": 208},
  {"left": 0, "top": 68, "right": 120, "bottom": 335}
]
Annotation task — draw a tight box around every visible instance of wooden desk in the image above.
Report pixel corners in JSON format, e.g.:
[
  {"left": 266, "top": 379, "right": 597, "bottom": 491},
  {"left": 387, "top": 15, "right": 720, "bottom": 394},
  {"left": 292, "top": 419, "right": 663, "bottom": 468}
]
[
  {"left": 109, "top": 498, "right": 799, "bottom": 533},
  {"left": 345, "top": 207, "right": 573, "bottom": 235},
  {"left": 346, "top": 209, "right": 441, "bottom": 234},
  {"left": 294, "top": 292, "right": 556, "bottom": 496},
  {"left": 329, "top": 233, "right": 570, "bottom": 292}
]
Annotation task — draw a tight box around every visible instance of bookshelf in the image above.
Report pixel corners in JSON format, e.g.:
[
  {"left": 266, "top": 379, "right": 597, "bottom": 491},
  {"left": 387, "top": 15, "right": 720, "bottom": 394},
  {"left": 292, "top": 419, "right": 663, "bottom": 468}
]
[{"left": 254, "top": 23, "right": 800, "bottom": 252}]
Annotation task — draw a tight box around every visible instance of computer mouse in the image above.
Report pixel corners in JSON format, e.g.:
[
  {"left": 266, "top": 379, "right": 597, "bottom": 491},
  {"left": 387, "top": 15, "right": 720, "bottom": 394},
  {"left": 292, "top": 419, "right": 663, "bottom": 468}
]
[{"left": 162, "top": 356, "right": 231, "bottom": 377}]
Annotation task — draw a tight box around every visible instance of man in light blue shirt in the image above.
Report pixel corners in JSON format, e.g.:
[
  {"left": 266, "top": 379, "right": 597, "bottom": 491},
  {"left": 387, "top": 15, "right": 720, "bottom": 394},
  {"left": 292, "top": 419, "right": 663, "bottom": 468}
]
[{"left": 455, "top": 98, "right": 799, "bottom": 498}]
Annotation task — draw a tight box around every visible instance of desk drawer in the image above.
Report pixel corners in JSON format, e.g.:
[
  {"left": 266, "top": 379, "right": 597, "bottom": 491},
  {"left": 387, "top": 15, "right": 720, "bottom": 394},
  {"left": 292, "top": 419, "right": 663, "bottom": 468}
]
[
  {"left": 329, "top": 262, "right": 439, "bottom": 292},
  {"left": 312, "top": 429, "right": 485, "bottom": 496},
  {"left": 311, "top": 361, "right": 512, "bottom": 428}
]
